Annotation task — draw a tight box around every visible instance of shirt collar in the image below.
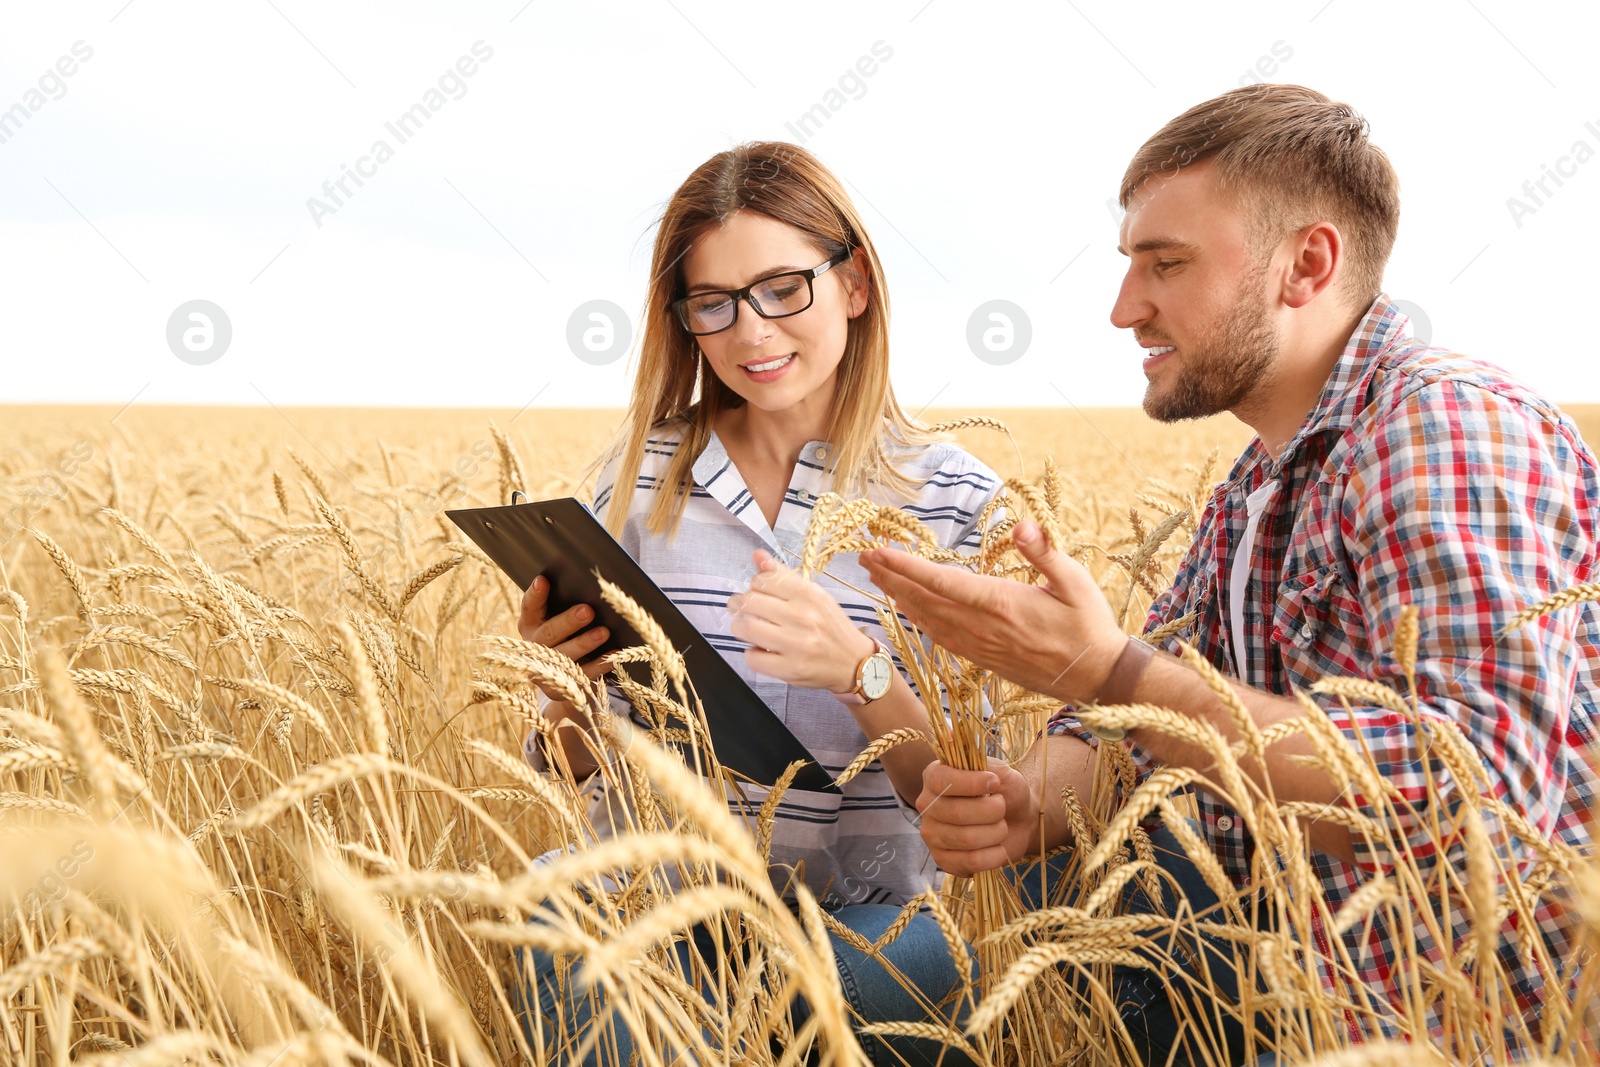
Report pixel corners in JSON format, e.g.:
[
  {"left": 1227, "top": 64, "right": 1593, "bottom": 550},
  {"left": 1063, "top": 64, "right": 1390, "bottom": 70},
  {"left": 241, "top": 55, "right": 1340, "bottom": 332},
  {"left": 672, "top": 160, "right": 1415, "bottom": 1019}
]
[
  {"left": 690, "top": 428, "right": 832, "bottom": 548},
  {"left": 1235, "top": 291, "right": 1420, "bottom": 482}
]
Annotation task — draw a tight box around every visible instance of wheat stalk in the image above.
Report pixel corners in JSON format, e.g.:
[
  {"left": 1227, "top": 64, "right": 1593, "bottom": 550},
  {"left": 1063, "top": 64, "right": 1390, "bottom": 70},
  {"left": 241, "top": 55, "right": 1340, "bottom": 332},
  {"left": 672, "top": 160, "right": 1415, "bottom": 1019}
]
[
  {"left": 1500, "top": 581, "right": 1600, "bottom": 634},
  {"left": 831, "top": 726, "right": 929, "bottom": 787},
  {"left": 1, "top": 409, "right": 1593, "bottom": 1067},
  {"left": 479, "top": 633, "right": 597, "bottom": 709},
  {"left": 228, "top": 753, "right": 397, "bottom": 829},
  {"left": 0, "top": 936, "right": 107, "bottom": 998},
  {"left": 0, "top": 791, "right": 88, "bottom": 818},
  {"left": 31, "top": 528, "right": 93, "bottom": 618},
  {"left": 312, "top": 851, "right": 494, "bottom": 1067}
]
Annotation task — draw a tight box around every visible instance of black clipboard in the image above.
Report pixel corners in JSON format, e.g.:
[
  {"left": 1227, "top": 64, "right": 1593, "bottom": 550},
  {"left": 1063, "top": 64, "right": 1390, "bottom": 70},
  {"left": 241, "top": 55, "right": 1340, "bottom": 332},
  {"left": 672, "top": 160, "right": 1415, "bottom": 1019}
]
[{"left": 447, "top": 496, "right": 840, "bottom": 794}]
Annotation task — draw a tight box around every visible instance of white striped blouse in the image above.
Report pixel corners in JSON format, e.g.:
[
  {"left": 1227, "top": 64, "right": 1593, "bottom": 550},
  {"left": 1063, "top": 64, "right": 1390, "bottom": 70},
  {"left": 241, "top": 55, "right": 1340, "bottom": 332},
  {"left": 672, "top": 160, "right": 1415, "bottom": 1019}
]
[{"left": 526, "top": 419, "right": 1002, "bottom": 908}]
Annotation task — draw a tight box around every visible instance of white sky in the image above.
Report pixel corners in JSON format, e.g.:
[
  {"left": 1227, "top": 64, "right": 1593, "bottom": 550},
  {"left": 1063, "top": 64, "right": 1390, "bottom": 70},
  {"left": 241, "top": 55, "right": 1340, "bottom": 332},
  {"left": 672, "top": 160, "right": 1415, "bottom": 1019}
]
[{"left": 1, "top": 0, "right": 1596, "bottom": 411}]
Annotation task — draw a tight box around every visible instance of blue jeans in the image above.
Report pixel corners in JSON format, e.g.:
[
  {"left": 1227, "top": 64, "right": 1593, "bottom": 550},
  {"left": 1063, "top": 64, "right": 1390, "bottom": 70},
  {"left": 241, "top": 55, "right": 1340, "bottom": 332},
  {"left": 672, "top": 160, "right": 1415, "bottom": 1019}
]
[
  {"left": 520, "top": 901, "right": 974, "bottom": 1066},
  {"left": 1012, "top": 823, "right": 1273, "bottom": 1066},
  {"left": 521, "top": 826, "right": 1266, "bottom": 1065}
]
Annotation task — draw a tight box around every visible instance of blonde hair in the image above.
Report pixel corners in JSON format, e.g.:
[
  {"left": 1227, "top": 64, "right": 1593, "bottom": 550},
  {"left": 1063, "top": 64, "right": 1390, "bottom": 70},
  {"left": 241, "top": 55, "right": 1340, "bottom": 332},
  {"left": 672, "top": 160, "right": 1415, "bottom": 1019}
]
[{"left": 599, "top": 141, "right": 934, "bottom": 539}]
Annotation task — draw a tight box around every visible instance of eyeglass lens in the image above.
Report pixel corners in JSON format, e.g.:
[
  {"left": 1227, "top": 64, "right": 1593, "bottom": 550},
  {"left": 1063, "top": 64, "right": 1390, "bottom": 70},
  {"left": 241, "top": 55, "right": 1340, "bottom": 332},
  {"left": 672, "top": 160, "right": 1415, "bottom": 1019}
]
[{"left": 680, "top": 272, "right": 814, "bottom": 334}]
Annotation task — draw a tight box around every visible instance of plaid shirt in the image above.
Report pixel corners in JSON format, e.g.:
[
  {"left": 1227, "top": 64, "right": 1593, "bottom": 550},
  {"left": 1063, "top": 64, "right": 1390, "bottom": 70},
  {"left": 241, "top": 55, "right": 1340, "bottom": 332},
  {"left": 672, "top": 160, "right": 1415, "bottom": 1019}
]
[{"left": 1049, "top": 294, "right": 1598, "bottom": 1045}]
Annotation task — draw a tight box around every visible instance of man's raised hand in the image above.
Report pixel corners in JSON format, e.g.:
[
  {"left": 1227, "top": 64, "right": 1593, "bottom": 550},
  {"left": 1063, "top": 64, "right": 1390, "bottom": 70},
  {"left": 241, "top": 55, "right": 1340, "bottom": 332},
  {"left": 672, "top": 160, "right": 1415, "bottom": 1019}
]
[{"left": 861, "top": 519, "right": 1127, "bottom": 705}]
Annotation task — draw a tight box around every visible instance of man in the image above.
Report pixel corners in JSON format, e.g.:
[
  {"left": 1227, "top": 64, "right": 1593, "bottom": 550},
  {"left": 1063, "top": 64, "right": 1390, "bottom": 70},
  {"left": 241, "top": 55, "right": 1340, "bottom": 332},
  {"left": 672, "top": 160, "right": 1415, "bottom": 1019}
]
[{"left": 861, "top": 84, "right": 1598, "bottom": 1058}]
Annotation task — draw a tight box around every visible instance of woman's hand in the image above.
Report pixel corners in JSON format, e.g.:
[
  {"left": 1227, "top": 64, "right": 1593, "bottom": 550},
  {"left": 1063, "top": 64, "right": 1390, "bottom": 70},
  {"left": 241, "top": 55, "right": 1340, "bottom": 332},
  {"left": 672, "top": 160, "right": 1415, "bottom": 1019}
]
[
  {"left": 727, "top": 550, "right": 876, "bottom": 694},
  {"left": 517, "top": 575, "right": 613, "bottom": 700}
]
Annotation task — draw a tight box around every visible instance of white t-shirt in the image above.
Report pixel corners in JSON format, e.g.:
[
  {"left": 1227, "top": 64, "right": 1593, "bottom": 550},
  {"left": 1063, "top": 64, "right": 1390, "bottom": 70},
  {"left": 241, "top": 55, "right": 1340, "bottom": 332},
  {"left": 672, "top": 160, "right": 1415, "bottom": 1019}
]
[{"left": 1229, "top": 479, "right": 1280, "bottom": 680}]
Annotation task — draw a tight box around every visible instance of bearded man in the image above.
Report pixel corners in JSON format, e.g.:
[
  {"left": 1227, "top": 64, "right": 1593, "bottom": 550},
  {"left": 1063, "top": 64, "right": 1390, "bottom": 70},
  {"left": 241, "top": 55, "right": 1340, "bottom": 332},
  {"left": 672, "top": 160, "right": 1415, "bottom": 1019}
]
[{"left": 863, "top": 84, "right": 1598, "bottom": 1062}]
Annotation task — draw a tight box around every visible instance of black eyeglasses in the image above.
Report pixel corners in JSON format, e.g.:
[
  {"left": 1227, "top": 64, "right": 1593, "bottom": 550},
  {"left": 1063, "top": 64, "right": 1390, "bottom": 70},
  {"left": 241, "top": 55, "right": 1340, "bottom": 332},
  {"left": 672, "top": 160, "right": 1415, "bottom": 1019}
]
[{"left": 671, "top": 251, "right": 850, "bottom": 336}]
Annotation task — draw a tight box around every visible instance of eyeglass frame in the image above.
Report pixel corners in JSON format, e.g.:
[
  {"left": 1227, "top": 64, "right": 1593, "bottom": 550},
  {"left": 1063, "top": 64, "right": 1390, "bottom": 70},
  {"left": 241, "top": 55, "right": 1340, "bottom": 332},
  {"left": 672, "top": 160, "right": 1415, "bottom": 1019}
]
[{"left": 670, "top": 250, "right": 852, "bottom": 336}]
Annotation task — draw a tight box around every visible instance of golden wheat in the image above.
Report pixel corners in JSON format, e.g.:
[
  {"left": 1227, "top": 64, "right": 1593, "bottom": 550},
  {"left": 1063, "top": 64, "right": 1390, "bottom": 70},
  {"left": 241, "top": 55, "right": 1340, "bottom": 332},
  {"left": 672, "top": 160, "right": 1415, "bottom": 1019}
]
[{"left": 0, "top": 404, "right": 1593, "bottom": 1066}]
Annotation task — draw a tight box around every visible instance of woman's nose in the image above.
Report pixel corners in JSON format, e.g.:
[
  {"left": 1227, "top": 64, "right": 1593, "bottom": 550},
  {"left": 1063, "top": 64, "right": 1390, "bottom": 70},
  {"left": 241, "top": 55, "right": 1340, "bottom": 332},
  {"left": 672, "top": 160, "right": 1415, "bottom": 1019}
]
[{"left": 731, "top": 298, "right": 775, "bottom": 344}]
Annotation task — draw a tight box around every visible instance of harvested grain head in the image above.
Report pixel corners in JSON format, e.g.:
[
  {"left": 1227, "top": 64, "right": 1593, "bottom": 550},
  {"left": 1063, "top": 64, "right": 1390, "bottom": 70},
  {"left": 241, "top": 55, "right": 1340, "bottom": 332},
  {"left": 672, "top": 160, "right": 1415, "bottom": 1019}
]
[{"left": 0, "top": 410, "right": 1593, "bottom": 1065}]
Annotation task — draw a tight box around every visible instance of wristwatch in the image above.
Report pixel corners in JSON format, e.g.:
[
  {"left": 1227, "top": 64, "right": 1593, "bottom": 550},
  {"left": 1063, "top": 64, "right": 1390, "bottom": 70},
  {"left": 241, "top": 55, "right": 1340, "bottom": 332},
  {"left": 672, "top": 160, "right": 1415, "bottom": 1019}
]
[{"left": 834, "top": 632, "right": 894, "bottom": 705}]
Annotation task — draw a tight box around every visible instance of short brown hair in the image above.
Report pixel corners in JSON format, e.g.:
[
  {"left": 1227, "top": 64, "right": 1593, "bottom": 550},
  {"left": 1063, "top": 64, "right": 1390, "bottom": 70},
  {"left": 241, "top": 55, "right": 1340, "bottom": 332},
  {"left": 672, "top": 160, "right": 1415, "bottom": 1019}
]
[{"left": 1120, "top": 84, "right": 1400, "bottom": 308}]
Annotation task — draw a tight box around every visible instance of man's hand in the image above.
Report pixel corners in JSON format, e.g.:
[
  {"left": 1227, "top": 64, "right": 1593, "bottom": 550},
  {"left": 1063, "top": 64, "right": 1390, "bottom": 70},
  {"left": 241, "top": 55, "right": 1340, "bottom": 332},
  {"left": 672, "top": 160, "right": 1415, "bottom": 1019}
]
[
  {"left": 861, "top": 520, "right": 1127, "bottom": 705},
  {"left": 916, "top": 758, "right": 1041, "bottom": 876}
]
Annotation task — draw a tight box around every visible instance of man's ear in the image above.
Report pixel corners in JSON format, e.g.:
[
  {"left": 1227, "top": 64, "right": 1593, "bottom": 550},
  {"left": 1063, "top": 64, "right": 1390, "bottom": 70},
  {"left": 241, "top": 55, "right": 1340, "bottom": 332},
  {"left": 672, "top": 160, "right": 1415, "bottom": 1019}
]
[
  {"left": 1282, "top": 221, "right": 1341, "bottom": 309},
  {"left": 844, "top": 247, "right": 871, "bottom": 319}
]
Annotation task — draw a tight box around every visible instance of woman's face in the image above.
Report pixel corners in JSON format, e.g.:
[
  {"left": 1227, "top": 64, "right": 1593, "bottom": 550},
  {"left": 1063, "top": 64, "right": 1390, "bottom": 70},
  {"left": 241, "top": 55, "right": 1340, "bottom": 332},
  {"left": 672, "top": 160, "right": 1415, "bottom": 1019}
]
[{"left": 679, "top": 211, "right": 867, "bottom": 419}]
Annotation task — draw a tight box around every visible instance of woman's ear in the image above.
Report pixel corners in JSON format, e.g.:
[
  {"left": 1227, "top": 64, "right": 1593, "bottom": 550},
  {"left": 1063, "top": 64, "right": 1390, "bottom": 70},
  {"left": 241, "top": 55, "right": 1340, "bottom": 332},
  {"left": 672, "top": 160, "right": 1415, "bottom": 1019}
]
[{"left": 844, "top": 247, "right": 871, "bottom": 320}]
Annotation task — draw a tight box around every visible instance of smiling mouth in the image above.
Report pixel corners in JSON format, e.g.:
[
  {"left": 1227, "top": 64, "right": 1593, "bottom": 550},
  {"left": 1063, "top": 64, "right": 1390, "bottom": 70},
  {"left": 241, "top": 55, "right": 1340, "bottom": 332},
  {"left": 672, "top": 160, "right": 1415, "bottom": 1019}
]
[
  {"left": 1141, "top": 345, "right": 1176, "bottom": 376},
  {"left": 743, "top": 354, "right": 795, "bottom": 373}
]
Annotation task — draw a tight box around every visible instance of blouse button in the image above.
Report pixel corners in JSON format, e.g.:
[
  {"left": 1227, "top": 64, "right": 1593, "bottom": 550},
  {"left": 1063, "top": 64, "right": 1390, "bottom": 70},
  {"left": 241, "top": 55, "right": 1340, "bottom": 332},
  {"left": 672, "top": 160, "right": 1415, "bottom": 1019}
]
[
  {"left": 815, "top": 446, "right": 828, "bottom": 461},
  {"left": 796, "top": 489, "right": 812, "bottom": 502},
  {"left": 1216, "top": 814, "right": 1235, "bottom": 832}
]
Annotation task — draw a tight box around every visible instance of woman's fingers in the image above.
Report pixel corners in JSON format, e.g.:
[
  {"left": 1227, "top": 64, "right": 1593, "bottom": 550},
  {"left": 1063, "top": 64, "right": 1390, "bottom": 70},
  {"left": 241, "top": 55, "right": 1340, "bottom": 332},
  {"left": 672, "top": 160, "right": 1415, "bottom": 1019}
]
[
  {"left": 521, "top": 586, "right": 611, "bottom": 676},
  {"left": 534, "top": 601, "right": 598, "bottom": 646},
  {"left": 727, "top": 588, "right": 806, "bottom": 632},
  {"left": 728, "top": 609, "right": 786, "bottom": 652},
  {"left": 748, "top": 550, "right": 803, "bottom": 600},
  {"left": 576, "top": 653, "right": 614, "bottom": 681},
  {"left": 531, "top": 627, "right": 609, "bottom": 700},
  {"left": 549, "top": 622, "right": 609, "bottom": 664},
  {"left": 732, "top": 594, "right": 798, "bottom": 679},
  {"left": 729, "top": 591, "right": 840, "bottom": 655},
  {"left": 521, "top": 579, "right": 617, "bottom": 705},
  {"left": 522, "top": 577, "right": 611, "bottom": 655},
  {"left": 518, "top": 575, "right": 550, "bottom": 640},
  {"left": 522, "top": 578, "right": 601, "bottom": 648},
  {"left": 743, "top": 645, "right": 784, "bottom": 678}
]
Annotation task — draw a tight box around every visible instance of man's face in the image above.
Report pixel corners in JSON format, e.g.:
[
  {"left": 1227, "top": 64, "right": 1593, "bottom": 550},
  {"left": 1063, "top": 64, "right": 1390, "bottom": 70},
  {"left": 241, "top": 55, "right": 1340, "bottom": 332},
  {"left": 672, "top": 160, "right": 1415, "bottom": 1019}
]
[{"left": 1111, "top": 164, "right": 1280, "bottom": 423}]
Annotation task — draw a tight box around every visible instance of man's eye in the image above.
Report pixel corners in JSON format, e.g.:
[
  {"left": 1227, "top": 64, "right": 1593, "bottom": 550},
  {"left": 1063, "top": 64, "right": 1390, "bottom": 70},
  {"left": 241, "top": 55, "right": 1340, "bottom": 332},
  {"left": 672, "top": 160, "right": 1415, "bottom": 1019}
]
[{"left": 1156, "top": 260, "right": 1181, "bottom": 272}]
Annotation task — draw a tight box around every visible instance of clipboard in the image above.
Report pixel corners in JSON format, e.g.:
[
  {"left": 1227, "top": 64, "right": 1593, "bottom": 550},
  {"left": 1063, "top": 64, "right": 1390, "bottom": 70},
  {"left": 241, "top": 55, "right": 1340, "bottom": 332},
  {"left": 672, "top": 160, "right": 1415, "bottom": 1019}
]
[{"left": 447, "top": 496, "right": 840, "bottom": 794}]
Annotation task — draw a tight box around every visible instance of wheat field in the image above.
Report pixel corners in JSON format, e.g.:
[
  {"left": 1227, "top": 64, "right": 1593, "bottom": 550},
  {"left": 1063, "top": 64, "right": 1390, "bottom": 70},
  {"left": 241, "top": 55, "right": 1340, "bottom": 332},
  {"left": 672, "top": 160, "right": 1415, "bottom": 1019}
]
[{"left": 0, "top": 404, "right": 1595, "bottom": 1066}]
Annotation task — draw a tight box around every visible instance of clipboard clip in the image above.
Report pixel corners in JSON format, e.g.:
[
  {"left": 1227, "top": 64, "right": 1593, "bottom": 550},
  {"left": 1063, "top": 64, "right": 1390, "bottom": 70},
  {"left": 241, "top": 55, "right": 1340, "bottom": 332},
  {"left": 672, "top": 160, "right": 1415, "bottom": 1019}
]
[{"left": 510, "top": 489, "right": 527, "bottom": 506}]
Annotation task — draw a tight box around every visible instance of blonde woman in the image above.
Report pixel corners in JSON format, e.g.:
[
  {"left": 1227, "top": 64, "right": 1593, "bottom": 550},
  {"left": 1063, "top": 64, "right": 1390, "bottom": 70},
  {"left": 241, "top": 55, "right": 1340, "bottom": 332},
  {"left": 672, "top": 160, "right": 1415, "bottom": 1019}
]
[{"left": 517, "top": 142, "right": 997, "bottom": 1064}]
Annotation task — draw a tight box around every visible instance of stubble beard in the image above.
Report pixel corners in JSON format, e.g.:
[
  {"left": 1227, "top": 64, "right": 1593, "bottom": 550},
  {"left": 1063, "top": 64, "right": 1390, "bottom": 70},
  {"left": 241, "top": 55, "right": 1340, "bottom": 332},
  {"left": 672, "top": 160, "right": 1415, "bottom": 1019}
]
[{"left": 1142, "top": 266, "right": 1279, "bottom": 424}]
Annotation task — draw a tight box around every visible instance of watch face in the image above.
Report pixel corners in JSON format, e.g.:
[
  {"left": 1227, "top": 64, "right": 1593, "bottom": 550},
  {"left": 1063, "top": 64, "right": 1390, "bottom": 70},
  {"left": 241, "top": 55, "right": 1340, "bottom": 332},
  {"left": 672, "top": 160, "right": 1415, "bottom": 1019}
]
[{"left": 862, "top": 653, "right": 893, "bottom": 700}]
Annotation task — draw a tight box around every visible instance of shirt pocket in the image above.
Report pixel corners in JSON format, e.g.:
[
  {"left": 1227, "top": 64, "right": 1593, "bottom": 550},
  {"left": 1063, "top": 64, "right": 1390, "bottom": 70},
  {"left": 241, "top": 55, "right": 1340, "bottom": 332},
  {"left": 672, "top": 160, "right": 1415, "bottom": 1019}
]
[
  {"left": 1272, "top": 564, "right": 1366, "bottom": 681},
  {"left": 1185, "top": 571, "right": 1218, "bottom": 634}
]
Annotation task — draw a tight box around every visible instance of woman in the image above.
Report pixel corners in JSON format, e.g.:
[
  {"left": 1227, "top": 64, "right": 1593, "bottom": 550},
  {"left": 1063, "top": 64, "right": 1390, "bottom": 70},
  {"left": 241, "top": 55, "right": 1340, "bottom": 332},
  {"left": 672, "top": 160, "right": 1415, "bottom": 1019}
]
[{"left": 517, "top": 141, "right": 999, "bottom": 1064}]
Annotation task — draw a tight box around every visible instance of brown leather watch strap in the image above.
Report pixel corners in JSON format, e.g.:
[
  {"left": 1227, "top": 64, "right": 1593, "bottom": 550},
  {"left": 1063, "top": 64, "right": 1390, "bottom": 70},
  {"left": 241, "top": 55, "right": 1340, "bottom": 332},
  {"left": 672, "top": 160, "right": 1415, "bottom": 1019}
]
[{"left": 1096, "top": 637, "right": 1154, "bottom": 706}]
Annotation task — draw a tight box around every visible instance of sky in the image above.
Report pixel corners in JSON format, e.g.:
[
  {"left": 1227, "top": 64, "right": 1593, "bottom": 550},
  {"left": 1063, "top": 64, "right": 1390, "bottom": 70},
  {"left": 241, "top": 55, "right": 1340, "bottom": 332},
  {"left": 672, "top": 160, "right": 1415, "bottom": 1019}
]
[{"left": 1, "top": 0, "right": 1597, "bottom": 413}]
